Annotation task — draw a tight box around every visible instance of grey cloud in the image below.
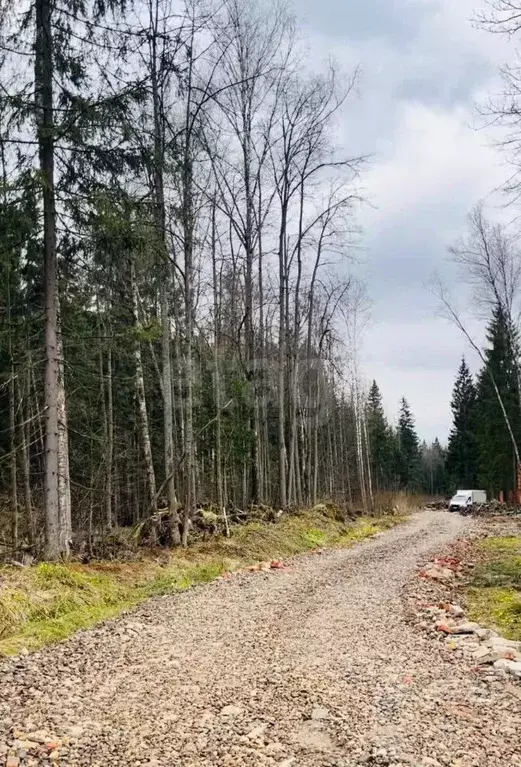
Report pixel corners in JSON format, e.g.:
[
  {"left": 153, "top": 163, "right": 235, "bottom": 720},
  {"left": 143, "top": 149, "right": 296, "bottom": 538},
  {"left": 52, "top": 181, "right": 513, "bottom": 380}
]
[
  {"left": 293, "top": 0, "right": 510, "bottom": 441},
  {"left": 378, "top": 346, "right": 464, "bottom": 371},
  {"left": 393, "top": 57, "right": 491, "bottom": 109},
  {"left": 298, "top": 0, "right": 431, "bottom": 45}
]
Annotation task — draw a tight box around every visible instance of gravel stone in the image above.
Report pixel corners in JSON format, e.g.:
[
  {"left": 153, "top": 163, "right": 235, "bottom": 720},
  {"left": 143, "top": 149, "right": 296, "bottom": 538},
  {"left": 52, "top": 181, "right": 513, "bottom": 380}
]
[
  {"left": 486, "top": 636, "right": 521, "bottom": 652},
  {"left": 1, "top": 511, "right": 520, "bottom": 766},
  {"left": 448, "top": 621, "right": 481, "bottom": 634},
  {"left": 494, "top": 658, "right": 521, "bottom": 678},
  {"left": 220, "top": 705, "right": 244, "bottom": 717},
  {"left": 474, "top": 647, "right": 507, "bottom": 665},
  {"left": 310, "top": 707, "right": 330, "bottom": 721}
]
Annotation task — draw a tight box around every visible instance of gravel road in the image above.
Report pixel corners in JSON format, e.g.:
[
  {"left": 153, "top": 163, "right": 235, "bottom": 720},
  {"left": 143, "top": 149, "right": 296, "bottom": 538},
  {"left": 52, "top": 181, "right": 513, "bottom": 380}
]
[{"left": 1, "top": 511, "right": 520, "bottom": 767}]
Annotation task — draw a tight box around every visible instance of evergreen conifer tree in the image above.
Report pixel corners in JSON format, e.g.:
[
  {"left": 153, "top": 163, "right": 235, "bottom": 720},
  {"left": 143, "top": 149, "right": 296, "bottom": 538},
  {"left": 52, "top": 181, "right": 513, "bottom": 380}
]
[
  {"left": 475, "top": 306, "right": 521, "bottom": 496},
  {"left": 397, "top": 397, "right": 421, "bottom": 491},
  {"left": 366, "top": 380, "right": 393, "bottom": 490},
  {"left": 446, "top": 358, "right": 478, "bottom": 490}
]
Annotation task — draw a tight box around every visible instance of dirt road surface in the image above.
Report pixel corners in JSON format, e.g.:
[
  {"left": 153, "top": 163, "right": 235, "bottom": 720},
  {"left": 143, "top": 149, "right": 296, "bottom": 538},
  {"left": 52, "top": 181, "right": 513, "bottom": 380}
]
[{"left": 1, "top": 511, "right": 520, "bottom": 767}]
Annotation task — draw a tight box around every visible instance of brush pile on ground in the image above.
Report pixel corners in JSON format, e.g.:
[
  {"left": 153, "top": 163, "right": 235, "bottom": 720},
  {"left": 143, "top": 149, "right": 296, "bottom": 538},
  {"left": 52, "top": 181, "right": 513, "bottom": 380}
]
[
  {"left": 1, "top": 504, "right": 289, "bottom": 564},
  {"left": 425, "top": 500, "right": 449, "bottom": 511},
  {"left": 425, "top": 499, "right": 521, "bottom": 516},
  {"left": 118, "top": 501, "right": 348, "bottom": 551},
  {"left": 462, "top": 500, "right": 521, "bottom": 517},
  {"left": 7, "top": 503, "right": 347, "bottom": 564}
]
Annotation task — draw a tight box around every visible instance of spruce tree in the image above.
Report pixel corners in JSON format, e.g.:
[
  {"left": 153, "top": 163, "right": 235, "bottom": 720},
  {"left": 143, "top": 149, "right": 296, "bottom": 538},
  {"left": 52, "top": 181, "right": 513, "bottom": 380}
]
[
  {"left": 366, "top": 380, "right": 393, "bottom": 490},
  {"left": 446, "top": 358, "right": 478, "bottom": 490},
  {"left": 397, "top": 397, "right": 421, "bottom": 491},
  {"left": 475, "top": 306, "right": 521, "bottom": 497}
]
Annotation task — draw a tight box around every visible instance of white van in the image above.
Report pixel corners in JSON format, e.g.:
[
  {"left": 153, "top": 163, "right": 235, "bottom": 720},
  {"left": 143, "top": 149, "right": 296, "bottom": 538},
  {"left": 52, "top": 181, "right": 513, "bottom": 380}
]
[{"left": 448, "top": 489, "right": 487, "bottom": 512}]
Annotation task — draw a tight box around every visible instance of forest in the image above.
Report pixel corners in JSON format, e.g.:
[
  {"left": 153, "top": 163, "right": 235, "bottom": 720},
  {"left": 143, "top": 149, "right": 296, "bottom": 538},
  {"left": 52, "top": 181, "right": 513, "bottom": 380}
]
[
  {"left": 0, "top": 0, "right": 450, "bottom": 560},
  {"left": 1, "top": 3, "right": 521, "bottom": 765}
]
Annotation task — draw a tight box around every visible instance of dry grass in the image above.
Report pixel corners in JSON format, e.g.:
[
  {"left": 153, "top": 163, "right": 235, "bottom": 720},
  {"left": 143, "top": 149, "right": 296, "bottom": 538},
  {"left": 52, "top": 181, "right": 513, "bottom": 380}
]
[{"left": 372, "top": 491, "right": 428, "bottom": 516}]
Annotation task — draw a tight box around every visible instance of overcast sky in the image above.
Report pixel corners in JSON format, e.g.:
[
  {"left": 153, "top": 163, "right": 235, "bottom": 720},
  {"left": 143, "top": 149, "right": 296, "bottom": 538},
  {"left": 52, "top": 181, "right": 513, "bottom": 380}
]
[{"left": 293, "top": 0, "right": 514, "bottom": 442}]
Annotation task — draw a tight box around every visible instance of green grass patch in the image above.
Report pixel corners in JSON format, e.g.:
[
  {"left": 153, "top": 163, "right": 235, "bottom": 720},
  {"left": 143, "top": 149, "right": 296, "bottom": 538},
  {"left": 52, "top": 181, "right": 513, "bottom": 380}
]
[
  {"left": 337, "top": 520, "right": 380, "bottom": 545},
  {"left": 467, "top": 534, "right": 521, "bottom": 641},
  {"left": 479, "top": 536, "right": 521, "bottom": 554},
  {"left": 302, "top": 528, "right": 327, "bottom": 547},
  {"left": 468, "top": 587, "right": 521, "bottom": 640},
  {"left": 0, "top": 508, "right": 407, "bottom": 657},
  {"left": 471, "top": 559, "right": 521, "bottom": 589}
]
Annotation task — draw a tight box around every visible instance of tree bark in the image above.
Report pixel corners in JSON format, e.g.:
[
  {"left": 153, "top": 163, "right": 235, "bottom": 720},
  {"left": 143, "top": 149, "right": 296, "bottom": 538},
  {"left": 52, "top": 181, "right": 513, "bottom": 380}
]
[
  {"left": 211, "top": 200, "right": 228, "bottom": 535},
  {"left": 106, "top": 339, "right": 114, "bottom": 527},
  {"left": 36, "top": 0, "right": 71, "bottom": 559},
  {"left": 130, "top": 257, "right": 157, "bottom": 514},
  {"left": 6, "top": 271, "right": 18, "bottom": 547},
  {"left": 362, "top": 410, "right": 374, "bottom": 512},
  {"left": 9, "top": 369, "right": 18, "bottom": 547},
  {"left": 19, "top": 366, "right": 33, "bottom": 542},
  {"left": 181, "top": 33, "right": 196, "bottom": 546},
  {"left": 148, "top": 0, "right": 180, "bottom": 539},
  {"left": 278, "top": 198, "right": 288, "bottom": 507}
]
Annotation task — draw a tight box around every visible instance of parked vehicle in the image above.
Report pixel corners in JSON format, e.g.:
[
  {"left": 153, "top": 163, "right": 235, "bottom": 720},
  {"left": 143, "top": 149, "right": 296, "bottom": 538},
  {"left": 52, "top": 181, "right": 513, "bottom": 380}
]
[{"left": 448, "top": 489, "right": 487, "bottom": 512}]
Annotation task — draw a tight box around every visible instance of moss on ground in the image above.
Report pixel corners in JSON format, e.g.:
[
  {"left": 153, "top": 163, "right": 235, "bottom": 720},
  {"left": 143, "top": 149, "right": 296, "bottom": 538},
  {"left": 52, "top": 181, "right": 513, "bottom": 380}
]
[
  {"left": 467, "top": 535, "right": 521, "bottom": 641},
  {"left": 0, "top": 509, "right": 406, "bottom": 657}
]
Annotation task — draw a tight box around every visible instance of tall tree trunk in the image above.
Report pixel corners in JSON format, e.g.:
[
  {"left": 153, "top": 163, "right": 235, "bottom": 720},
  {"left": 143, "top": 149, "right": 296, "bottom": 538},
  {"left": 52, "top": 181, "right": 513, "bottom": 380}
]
[
  {"left": 340, "top": 403, "right": 353, "bottom": 506},
  {"left": 354, "top": 385, "right": 367, "bottom": 512},
  {"left": 130, "top": 258, "right": 157, "bottom": 513},
  {"left": 172, "top": 245, "right": 184, "bottom": 496},
  {"left": 106, "top": 340, "right": 114, "bottom": 527},
  {"left": 337, "top": 402, "right": 345, "bottom": 499},
  {"left": 36, "top": 0, "right": 71, "bottom": 559},
  {"left": 288, "top": 178, "right": 306, "bottom": 506},
  {"left": 312, "top": 376, "right": 320, "bottom": 506},
  {"left": 257, "top": 192, "right": 268, "bottom": 502},
  {"left": 287, "top": 358, "right": 297, "bottom": 505},
  {"left": 242, "top": 112, "right": 259, "bottom": 506},
  {"left": 31, "top": 361, "right": 45, "bottom": 462},
  {"left": 99, "top": 299, "right": 114, "bottom": 530},
  {"left": 362, "top": 411, "right": 374, "bottom": 512},
  {"left": 3, "top": 142, "right": 18, "bottom": 547},
  {"left": 9, "top": 369, "right": 18, "bottom": 547},
  {"left": 305, "top": 232, "right": 325, "bottom": 504},
  {"left": 19, "top": 367, "right": 33, "bottom": 542},
  {"left": 149, "top": 3, "right": 180, "bottom": 539},
  {"left": 7, "top": 274, "right": 18, "bottom": 547},
  {"left": 160, "top": 280, "right": 179, "bottom": 533},
  {"left": 278, "top": 200, "right": 288, "bottom": 507},
  {"left": 181, "top": 141, "right": 195, "bottom": 546},
  {"left": 179, "top": 16, "right": 204, "bottom": 544},
  {"left": 211, "top": 200, "right": 228, "bottom": 535},
  {"left": 56, "top": 316, "right": 71, "bottom": 552},
  {"left": 99, "top": 334, "right": 108, "bottom": 524},
  {"left": 331, "top": 403, "right": 340, "bottom": 498},
  {"left": 294, "top": 387, "right": 303, "bottom": 506},
  {"left": 327, "top": 412, "right": 334, "bottom": 498}
]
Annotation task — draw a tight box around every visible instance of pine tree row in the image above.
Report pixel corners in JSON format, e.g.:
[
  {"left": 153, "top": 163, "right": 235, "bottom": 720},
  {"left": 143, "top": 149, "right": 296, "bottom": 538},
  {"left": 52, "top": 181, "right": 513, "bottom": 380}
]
[{"left": 366, "top": 383, "right": 447, "bottom": 497}]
